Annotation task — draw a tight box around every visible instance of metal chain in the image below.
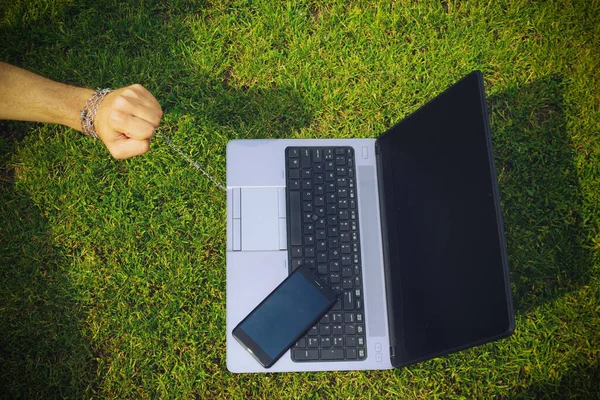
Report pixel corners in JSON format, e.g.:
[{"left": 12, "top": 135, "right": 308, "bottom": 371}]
[{"left": 155, "top": 131, "right": 226, "bottom": 191}]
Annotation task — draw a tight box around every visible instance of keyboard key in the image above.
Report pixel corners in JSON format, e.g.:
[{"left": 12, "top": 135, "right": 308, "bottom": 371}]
[
  {"left": 289, "top": 191, "right": 302, "bottom": 246},
  {"left": 345, "top": 336, "right": 356, "bottom": 347},
  {"left": 301, "top": 148, "right": 311, "bottom": 168},
  {"left": 289, "top": 169, "right": 300, "bottom": 179},
  {"left": 344, "top": 291, "right": 355, "bottom": 310},
  {"left": 332, "top": 325, "right": 343, "bottom": 335},
  {"left": 304, "top": 223, "right": 314, "bottom": 234},
  {"left": 291, "top": 259, "right": 302, "bottom": 271},
  {"left": 321, "top": 349, "right": 344, "bottom": 360},
  {"left": 317, "top": 241, "right": 327, "bottom": 252},
  {"left": 358, "top": 349, "right": 366, "bottom": 359},
  {"left": 313, "top": 148, "right": 323, "bottom": 163},
  {"left": 291, "top": 246, "right": 302, "bottom": 258},
  {"left": 330, "top": 273, "right": 341, "bottom": 283},
  {"left": 346, "top": 348, "right": 357, "bottom": 359},
  {"left": 288, "top": 148, "right": 299, "bottom": 158},
  {"left": 345, "top": 324, "right": 356, "bottom": 335},
  {"left": 344, "top": 313, "right": 355, "bottom": 323},
  {"left": 294, "top": 349, "right": 319, "bottom": 360},
  {"left": 331, "top": 297, "right": 342, "bottom": 311}
]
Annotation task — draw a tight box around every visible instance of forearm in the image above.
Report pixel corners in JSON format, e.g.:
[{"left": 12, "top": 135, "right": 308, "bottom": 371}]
[{"left": 0, "top": 61, "right": 93, "bottom": 131}]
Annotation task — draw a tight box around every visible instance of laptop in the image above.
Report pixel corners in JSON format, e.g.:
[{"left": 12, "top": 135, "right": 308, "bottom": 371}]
[{"left": 225, "top": 71, "right": 514, "bottom": 373}]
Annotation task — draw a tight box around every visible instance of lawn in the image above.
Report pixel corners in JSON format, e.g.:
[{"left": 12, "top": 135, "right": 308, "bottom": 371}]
[{"left": 1, "top": 0, "right": 599, "bottom": 398}]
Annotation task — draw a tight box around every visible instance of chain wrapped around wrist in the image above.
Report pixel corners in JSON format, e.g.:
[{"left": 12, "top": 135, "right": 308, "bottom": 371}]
[{"left": 80, "top": 88, "right": 112, "bottom": 139}]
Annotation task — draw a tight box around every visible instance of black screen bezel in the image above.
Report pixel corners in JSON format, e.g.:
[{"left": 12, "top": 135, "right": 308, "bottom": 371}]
[{"left": 232, "top": 265, "right": 338, "bottom": 368}]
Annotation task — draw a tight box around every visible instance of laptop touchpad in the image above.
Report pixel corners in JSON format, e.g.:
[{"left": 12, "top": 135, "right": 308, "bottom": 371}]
[{"left": 241, "top": 188, "right": 281, "bottom": 251}]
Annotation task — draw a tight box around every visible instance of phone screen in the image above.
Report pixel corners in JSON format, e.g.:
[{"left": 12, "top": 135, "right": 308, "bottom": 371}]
[{"left": 233, "top": 266, "right": 337, "bottom": 367}]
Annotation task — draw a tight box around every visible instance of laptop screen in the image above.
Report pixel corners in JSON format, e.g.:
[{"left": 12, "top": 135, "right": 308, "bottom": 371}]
[{"left": 375, "top": 71, "right": 514, "bottom": 367}]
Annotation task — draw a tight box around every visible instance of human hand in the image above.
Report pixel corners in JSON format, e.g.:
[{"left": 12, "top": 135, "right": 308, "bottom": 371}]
[{"left": 94, "top": 84, "right": 163, "bottom": 159}]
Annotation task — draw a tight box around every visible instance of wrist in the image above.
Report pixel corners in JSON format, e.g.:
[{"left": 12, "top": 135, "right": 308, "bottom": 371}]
[{"left": 66, "top": 86, "right": 95, "bottom": 131}]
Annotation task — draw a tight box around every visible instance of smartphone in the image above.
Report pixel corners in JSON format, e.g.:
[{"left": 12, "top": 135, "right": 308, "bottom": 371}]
[{"left": 232, "top": 265, "right": 338, "bottom": 368}]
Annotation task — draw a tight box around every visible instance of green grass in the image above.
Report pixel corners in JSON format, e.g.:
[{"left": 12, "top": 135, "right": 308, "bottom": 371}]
[{"left": 1, "top": 0, "right": 599, "bottom": 398}]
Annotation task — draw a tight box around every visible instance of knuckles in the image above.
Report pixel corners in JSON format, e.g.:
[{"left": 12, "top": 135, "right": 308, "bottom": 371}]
[
  {"left": 112, "top": 94, "right": 130, "bottom": 110},
  {"left": 108, "top": 109, "right": 125, "bottom": 125}
]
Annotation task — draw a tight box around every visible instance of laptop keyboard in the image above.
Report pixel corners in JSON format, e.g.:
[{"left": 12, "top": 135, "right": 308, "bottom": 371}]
[{"left": 285, "top": 147, "right": 367, "bottom": 362}]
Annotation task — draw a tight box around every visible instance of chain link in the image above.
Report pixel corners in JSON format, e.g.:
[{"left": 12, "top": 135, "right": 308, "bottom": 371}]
[{"left": 155, "top": 131, "right": 226, "bottom": 191}]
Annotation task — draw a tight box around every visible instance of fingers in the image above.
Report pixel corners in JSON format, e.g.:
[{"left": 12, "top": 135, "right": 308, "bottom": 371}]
[
  {"left": 106, "top": 135, "right": 151, "bottom": 160},
  {"left": 109, "top": 108, "right": 156, "bottom": 140},
  {"left": 110, "top": 87, "right": 163, "bottom": 132}
]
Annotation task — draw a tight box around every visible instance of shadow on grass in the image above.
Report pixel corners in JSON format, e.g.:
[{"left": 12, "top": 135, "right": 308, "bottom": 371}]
[
  {"left": 488, "top": 76, "right": 593, "bottom": 314},
  {"left": 516, "top": 359, "right": 600, "bottom": 399},
  {"left": 0, "top": 124, "right": 96, "bottom": 397}
]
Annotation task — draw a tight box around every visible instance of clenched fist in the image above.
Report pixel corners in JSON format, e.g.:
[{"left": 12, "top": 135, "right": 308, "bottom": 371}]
[{"left": 94, "top": 84, "right": 163, "bottom": 159}]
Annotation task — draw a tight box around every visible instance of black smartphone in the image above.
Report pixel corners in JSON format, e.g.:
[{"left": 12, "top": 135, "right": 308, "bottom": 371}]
[{"left": 232, "top": 265, "right": 338, "bottom": 368}]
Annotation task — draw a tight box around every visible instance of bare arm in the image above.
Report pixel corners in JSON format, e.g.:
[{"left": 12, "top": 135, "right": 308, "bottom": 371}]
[{"left": 0, "top": 62, "right": 163, "bottom": 159}]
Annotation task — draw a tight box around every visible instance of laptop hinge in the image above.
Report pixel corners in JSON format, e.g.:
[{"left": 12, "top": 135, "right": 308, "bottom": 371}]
[{"left": 374, "top": 137, "right": 400, "bottom": 367}]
